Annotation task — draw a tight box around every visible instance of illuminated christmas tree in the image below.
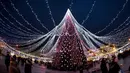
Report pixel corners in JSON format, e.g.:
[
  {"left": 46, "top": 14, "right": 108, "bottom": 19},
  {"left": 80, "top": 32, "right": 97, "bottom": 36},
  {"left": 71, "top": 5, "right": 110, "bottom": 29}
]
[{"left": 51, "top": 10, "right": 87, "bottom": 71}]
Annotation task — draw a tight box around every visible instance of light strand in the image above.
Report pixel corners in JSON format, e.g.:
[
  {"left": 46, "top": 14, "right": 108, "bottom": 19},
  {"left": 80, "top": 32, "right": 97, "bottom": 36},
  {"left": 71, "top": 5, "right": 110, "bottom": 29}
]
[
  {"left": 0, "top": 28, "right": 35, "bottom": 40},
  {"left": 95, "top": 0, "right": 129, "bottom": 34},
  {"left": 0, "top": 12, "right": 40, "bottom": 37},
  {"left": 25, "top": 0, "right": 49, "bottom": 32},
  {"left": 22, "top": 34, "right": 51, "bottom": 53},
  {"left": 82, "top": 0, "right": 96, "bottom": 25},
  {"left": 69, "top": 0, "right": 74, "bottom": 11},
  {"left": 115, "top": 20, "right": 130, "bottom": 33},
  {"left": 45, "top": 0, "right": 56, "bottom": 26},
  {"left": 0, "top": 12, "right": 33, "bottom": 36},
  {"left": 0, "top": 1, "right": 38, "bottom": 35},
  {"left": 0, "top": 19, "right": 39, "bottom": 38},
  {"left": 0, "top": 21, "right": 38, "bottom": 41},
  {"left": 106, "top": 16, "right": 130, "bottom": 35},
  {"left": 9, "top": 0, "right": 44, "bottom": 34}
]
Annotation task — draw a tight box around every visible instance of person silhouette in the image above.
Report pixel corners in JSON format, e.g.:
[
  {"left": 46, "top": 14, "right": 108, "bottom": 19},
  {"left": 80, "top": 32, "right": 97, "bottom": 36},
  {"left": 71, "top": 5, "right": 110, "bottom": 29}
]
[{"left": 5, "top": 52, "right": 11, "bottom": 71}]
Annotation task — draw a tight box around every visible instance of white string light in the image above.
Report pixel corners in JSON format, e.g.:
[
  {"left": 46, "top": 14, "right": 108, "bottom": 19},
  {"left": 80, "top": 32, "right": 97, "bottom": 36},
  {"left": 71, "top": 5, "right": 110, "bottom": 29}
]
[
  {"left": 0, "top": 20, "right": 38, "bottom": 38},
  {"left": 16, "top": 27, "right": 57, "bottom": 45},
  {"left": 45, "top": 0, "right": 56, "bottom": 27},
  {"left": 39, "top": 35, "right": 56, "bottom": 54},
  {"left": 9, "top": 0, "right": 44, "bottom": 34},
  {"left": 75, "top": 23, "right": 104, "bottom": 49},
  {"left": 115, "top": 20, "right": 130, "bottom": 33},
  {"left": 95, "top": 0, "right": 129, "bottom": 34},
  {"left": 1, "top": 8, "right": 130, "bottom": 62},
  {"left": 0, "top": 39, "right": 52, "bottom": 61},
  {"left": 69, "top": 0, "right": 74, "bottom": 11},
  {"left": 0, "top": 12, "right": 32, "bottom": 36},
  {"left": 25, "top": 0, "right": 49, "bottom": 32},
  {"left": 82, "top": 0, "right": 96, "bottom": 25},
  {"left": 0, "top": 12, "right": 41, "bottom": 37},
  {"left": 0, "top": 28, "right": 35, "bottom": 40},
  {"left": 106, "top": 16, "right": 130, "bottom": 35},
  {"left": 0, "top": 16, "right": 36, "bottom": 37},
  {"left": 0, "top": 0, "right": 39, "bottom": 35},
  {"left": 22, "top": 34, "right": 51, "bottom": 53}
]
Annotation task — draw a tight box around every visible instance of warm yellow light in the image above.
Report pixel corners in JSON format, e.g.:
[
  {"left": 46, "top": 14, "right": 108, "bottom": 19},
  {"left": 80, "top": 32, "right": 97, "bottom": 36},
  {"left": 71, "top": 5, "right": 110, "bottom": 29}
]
[
  {"left": 32, "top": 58, "right": 35, "bottom": 62},
  {"left": 129, "top": 38, "right": 130, "bottom": 41},
  {"left": 11, "top": 52, "right": 15, "bottom": 56}
]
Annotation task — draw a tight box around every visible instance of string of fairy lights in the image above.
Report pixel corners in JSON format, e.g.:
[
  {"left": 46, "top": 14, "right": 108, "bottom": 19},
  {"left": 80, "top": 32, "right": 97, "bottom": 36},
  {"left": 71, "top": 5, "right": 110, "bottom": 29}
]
[
  {"left": 44, "top": 0, "right": 56, "bottom": 27},
  {"left": 81, "top": 0, "right": 96, "bottom": 25},
  {"left": 115, "top": 19, "right": 130, "bottom": 33},
  {"left": 0, "top": 1, "right": 39, "bottom": 35},
  {"left": 0, "top": 21, "right": 38, "bottom": 39},
  {"left": 25, "top": 0, "right": 49, "bottom": 32},
  {"left": 0, "top": 12, "right": 36, "bottom": 37},
  {"left": 69, "top": 0, "right": 74, "bottom": 11},
  {"left": 0, "top": 0, "right": 41, "bottom": 35},
  {"left": 95, "top": 0, "right": 129, "bottom": 35},
  {"left": 106, "top": 16, "right": 130, "bottom": 35},
  {"left": 0, "top": 0, "right": 130, "bottom": 62},
  {"left": 9, "top": 0, "right": 44, "bottom": 34}
]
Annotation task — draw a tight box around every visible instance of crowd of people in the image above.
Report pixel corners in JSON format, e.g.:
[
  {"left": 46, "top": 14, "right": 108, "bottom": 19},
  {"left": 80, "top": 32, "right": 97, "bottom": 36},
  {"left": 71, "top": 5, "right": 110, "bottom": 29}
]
[
  {"left": 100, "top": 56, "right": 121, "bottom": 73},
  {"left": 4, "top": 52, "right": 33, "bottom": 73},
  {"left": 1, "top": 50, "right": 130, "bottom": 73},
  {"left": 100, "top": 50, "right": 130, "bottom": 73}
]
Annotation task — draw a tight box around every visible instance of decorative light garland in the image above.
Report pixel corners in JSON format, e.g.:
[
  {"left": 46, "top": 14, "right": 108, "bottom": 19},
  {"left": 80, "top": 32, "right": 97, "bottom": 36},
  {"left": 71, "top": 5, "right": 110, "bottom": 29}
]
[
  {"left": 69, "top": 0, "right": 74, "bottom": 11},
  {"left": 44, "top": 0, "right": 56, "bottom": 27},
  {"left": 0, "top": 13, "right": 38, "bottom": 37},
  {"left": 82, "top": 0, "right": 96, "bottom": 25},
  {"left": 0, "top": 8, "right": 130, "bottom": 64},
  {"left": 106, "top": 16, "right": 130, "bottom": 35},
  {"left": 0, "top": 21, "right": 39, "bottom": 39},
  {"left": 25, "top": 0, "right": 49, "bottom": 32},
  {"left": 9, "top": 0, "right": 44, "bottom": 34},
  {"left": 0, "top": 18, "right": 39, "bottom": 38},
  {"left": 95, "top": 0, "right": 129, "bottom": 34},
  {"left": 0, "top": 1, "right": 39, "bottom": 35}
]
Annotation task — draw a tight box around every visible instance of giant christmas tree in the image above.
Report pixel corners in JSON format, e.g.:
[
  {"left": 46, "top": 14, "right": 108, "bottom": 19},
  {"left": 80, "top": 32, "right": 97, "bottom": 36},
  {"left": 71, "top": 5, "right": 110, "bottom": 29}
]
[{"left": 51, "top": 10, "right": 87, "bottom": 71}]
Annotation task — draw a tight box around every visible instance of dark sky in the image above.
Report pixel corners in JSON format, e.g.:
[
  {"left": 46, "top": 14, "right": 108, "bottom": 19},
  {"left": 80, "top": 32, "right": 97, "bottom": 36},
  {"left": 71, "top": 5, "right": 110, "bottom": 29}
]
[{"left": 0, "top": 0, "right": 130, "bottom": 36}]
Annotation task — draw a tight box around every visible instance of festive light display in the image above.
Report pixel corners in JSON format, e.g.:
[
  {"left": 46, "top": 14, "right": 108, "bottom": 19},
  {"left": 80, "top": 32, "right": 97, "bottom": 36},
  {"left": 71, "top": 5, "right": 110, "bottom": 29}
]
[
  {"left": 0, "top": 0, "right": 130, "bottom": 69},
  {"left": 95, "top": 0, "right": 129, "bottom": 34},
  {"left": 1, "top": 9, "right": 130, "bottom": 57},
  {"left": 8, "top": 0, "right": 44, "bottom": 34},
  {"left": 115, "top": 20, "right": 130, "bottom": 34},
  {"left": 0, "top": 21, "right": 38, "bottom": 39},
  {"left": 51, "top": 14, "right": 87, "bottom": 70},
  {"left": 106, "top": 16, "right": 130, "bottom": 35},
  {"left": 25, "top": 0, "right": 49, "bottom": 32},
  {"left": 0, "top": 12, "right": 33, "bottom": 36},
  {"left": 0, "top": 1, "right": 38, "bottom": 35},
  {"left": 82, "top": 0, "right": 96, "bottom": 25},
  {"left": 69, "top": 0, "right": 74, "bottom": 11},
  {"left": 45, "top": 0, "right": 56, "bottom": 26}
]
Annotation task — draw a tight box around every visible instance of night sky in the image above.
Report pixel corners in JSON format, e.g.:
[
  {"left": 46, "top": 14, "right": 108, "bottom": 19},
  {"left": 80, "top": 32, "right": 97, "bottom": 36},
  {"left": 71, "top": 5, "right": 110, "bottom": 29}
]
[{"left": 0, "top": 0, "right": 130, "bottom": 36}]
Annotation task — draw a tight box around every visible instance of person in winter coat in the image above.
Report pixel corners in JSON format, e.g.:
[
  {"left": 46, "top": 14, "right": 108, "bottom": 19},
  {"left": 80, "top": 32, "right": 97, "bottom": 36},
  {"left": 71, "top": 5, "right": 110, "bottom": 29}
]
[
  {"left": 5, "top": 52, "right": 10, "bottom": 71},
  {"left": 129, "top": 65, "right": 130, "bottom": 73},
  {"left": 0, "top": 48, "right": 3, "bottom": 59},
  {"left": 108, "top": 56, "right": 120, "bottom": 73},
  {"left": 24, "top": 59, "right": 32, "bottom": 73},
  {"left": 100, "top": 58, "right": 108, "bottom": 73},
  {"left": 9, "top": 57, "right": 20, "bottom": 73}
]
